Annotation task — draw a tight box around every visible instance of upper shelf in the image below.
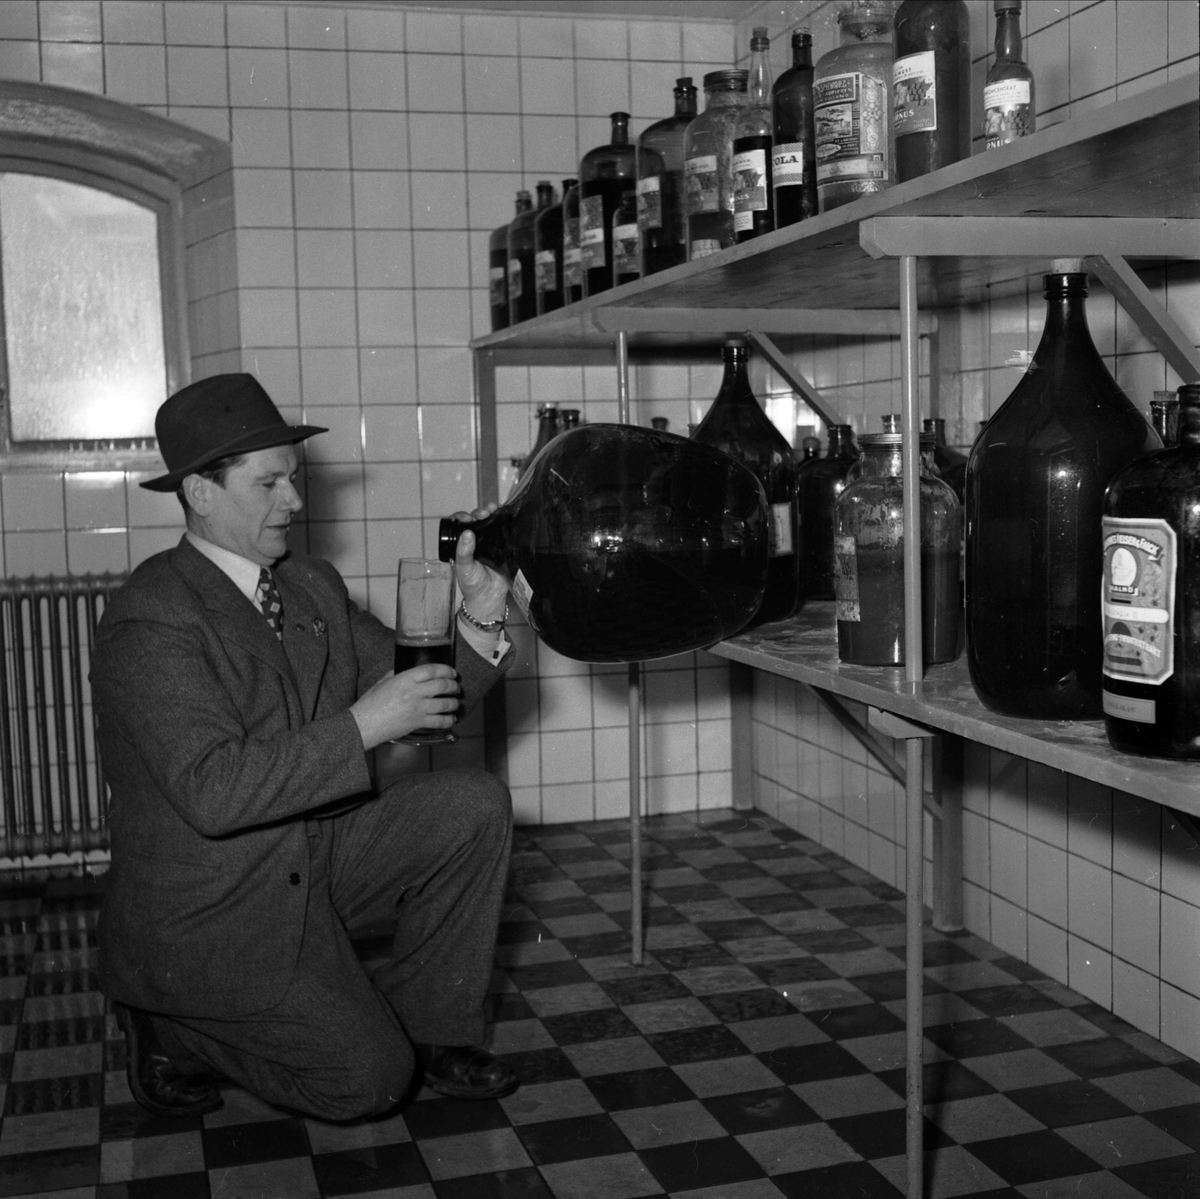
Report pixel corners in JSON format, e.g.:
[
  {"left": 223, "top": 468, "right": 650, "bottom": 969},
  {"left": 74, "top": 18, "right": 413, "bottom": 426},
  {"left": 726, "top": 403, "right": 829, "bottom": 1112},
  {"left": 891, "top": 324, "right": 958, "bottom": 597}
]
[
  {"left": 711, "top": 603, "right": 1200, "bottom": 817},
  {"left": 472, "top": 77, "right": 1198, "bottom": 359}
]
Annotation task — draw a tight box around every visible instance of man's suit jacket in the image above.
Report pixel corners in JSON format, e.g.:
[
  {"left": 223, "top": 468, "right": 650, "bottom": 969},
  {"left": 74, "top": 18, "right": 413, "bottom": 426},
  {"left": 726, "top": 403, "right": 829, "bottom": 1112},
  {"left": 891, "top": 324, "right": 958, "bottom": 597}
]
[{"left": 91, "top": 536, "right": 507, "bottom": 1018}]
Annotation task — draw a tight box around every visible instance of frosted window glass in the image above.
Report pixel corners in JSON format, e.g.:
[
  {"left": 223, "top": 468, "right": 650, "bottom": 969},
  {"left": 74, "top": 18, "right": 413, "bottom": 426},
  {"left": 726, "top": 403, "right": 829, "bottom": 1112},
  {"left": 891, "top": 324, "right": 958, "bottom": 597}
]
[{"left": 0, "top": 173, "right": 165, "bottom": 443}]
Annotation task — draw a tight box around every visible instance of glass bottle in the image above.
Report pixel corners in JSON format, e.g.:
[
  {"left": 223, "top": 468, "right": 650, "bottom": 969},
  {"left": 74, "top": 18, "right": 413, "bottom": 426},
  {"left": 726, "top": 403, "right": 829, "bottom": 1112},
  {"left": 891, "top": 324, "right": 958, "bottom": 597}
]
[
  {"left": 562, "top": 181, "right": 583, "bottom": 305},
  {"left": 1152, "top": 390, "right": 1180, "bottom": 447},
  {"left": 612, "top": 190, "right": 640, "bottom": 287},
  {"left": 772, "top": 28, "right": 819, "bottom": 228},
  {"left": 519, "top": 402, "right": 559, "bottom": 483},
  {"left": 814, "top": 2, "right": 895, "bottom": 213},
  {"left": 684, "top": 69, "right": 749, "bottom": 260},
  {"left": 489, "top": 193, "right": 529, "bottom": 332},
  {"left": 692, "top": 339, "right": 799, "bottom": 625},
  {"left": 560, "top": 408, "right": 581, "bottom": 431},
  {"left": 835, "top": 431, "right": 961, "bottom": 665},
  {"left": 535, "top": 177, "right": 574, "bottom": 316},
  {"left": 506, "top": 187, "right": 542, "bottom": 326},
  {"left": 923, "top": 417, "right": 967, "bottom": 501},
  {"left": 984, "top": 0, "right": 1035, "bottom": 150},
  {"left": 580, "top": 112, "right": 637, "bottom": 298},
  {"left": 799, "top": 424, "right": 860, "bottom": 600},
  {"left": 438, "top": 423, "right": 770, "bottom": 663},
  {"left": 637, "top": 77, "right": 697, "bottom": 276},
  {"left": 965, "top": 265, "right": 1162, "bottom": 720},
  {"left": 1102, "top": 383, "right": 1200, "bottom": 758},
  {"left": 892, "top": 0, "right": 971, "bottom": 183},
  {"left": 733, "top": 27, "right": 775, "bottom": 243}
]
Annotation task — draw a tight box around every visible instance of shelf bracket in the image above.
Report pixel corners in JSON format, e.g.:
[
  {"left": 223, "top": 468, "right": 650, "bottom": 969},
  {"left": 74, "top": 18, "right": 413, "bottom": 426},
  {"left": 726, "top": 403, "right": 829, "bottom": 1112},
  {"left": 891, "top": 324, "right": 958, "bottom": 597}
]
[
  {"left": 1089, "top": 254, "right": 1200, "bottom": 383},
  {"left": 746, "top": 332, "right": 845, "bottom": 429}
]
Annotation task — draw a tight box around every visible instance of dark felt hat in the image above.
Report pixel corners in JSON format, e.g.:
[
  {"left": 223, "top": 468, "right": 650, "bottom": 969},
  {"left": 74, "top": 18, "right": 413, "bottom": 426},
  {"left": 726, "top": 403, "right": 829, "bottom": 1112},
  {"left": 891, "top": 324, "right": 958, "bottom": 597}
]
[{"left": 140, "top": 374, "right": 326, "bottom": 492}]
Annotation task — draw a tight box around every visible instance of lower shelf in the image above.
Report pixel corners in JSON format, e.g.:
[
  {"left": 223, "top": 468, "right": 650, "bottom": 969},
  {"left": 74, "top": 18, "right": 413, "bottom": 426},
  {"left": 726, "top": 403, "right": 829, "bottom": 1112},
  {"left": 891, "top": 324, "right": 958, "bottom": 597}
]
[{"left": 711, "top": 602, "right": 1199, "bottom": 817}]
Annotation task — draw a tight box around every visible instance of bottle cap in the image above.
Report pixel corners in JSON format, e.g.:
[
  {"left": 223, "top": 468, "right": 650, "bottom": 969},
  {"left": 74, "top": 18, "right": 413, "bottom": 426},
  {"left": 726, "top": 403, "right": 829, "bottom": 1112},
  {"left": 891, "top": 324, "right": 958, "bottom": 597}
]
[
  {"left": 750, "top": 26, "right": 769, "bottom": 47},
  {"left": 702, "top": 68, "right": 750, "bottom": 90},
  {"left": 792, "top": 26, "right": 812, "bottom": 42},
  {"left": 675, "top": 76, "right": 694, "bottom": 87},
  {"left": 994, "top": 0, "right": 1022, "bottom": 10},
  {"left": 1051, "top": 257, "right": 1086, "bottom": 273}
]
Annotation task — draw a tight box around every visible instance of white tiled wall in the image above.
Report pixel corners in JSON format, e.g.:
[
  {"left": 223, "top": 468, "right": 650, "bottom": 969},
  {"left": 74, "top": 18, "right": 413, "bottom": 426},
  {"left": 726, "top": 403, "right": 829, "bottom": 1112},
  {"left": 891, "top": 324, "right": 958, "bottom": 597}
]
[
  {"left": 734, "top": 0, "right": 1200, "bottom": 1060},
  {"left": 0, "top": 0, "right": 739, "bottom": 822}
]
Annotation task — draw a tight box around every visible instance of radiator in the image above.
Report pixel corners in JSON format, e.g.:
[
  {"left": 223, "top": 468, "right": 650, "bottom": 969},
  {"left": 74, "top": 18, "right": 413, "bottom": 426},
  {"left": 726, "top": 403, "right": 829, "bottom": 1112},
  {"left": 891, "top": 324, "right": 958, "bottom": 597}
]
[{"left": 0, "top": 573, "right": 126, "bottom": 865}]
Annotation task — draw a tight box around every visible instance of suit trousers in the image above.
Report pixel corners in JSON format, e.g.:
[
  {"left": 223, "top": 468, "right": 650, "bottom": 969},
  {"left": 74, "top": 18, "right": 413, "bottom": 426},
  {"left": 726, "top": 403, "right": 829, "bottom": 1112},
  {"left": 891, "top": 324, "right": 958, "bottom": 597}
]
[{"left": 155, "top": 767, "right": 512, "bottom": 1121}]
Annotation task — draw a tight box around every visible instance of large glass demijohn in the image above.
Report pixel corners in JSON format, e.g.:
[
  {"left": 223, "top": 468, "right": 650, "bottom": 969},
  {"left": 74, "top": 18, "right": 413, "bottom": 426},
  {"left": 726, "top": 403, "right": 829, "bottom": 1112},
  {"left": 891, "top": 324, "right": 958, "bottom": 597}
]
[{"left": 439, "top": 424, "right": 769, "bottom": 663}]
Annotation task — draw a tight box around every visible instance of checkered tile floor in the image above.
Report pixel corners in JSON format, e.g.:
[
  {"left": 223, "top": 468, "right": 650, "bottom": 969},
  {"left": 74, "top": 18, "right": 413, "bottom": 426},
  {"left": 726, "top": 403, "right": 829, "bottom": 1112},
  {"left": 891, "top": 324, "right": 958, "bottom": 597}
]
[{"left": 0, "top": 809, "right": 1196, "bottom": 1198}]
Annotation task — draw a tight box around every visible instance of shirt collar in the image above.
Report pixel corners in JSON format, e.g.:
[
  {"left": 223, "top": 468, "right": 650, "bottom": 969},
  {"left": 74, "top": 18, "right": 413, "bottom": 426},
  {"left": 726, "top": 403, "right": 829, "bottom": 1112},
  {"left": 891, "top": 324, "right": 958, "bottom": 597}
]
[{"left": 186, "top": 531, "right": 268, "bottom": 606}]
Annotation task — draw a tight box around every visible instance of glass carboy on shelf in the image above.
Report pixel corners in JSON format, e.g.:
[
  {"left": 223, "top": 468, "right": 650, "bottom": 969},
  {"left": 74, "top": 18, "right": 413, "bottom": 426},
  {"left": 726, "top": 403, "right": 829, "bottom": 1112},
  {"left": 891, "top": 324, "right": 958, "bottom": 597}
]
[
  {"left": 489, "top": 191, "right": 530, "bottom": 332},
  {"left": 892, "top": 0, "right": 971, "bottom": 182},
  {"left": 637, "top": 77, "right": 697, "bottom": 276},
  {"left": 580, "top": 112, "right": 636, "bottom": 298},
  {"left": 772, "top": 28, "right": 819, "bottom": 227},
  {"left": 965, "top": 261, "right": 1161, "bottom": 720},
  {"left": 834, "top": 431, "right": 961, "bottom": 666},
  {"left": 683, "top": 69, "right": 748, "bottom": 260},
  {"left": 985, "top": 0, "right": 1035, "bottom": 150},
  {"left": 535, "top": 178, "right": 573, "bottom": 316},
  {"left": 508, "top": 181, "right": 552, "bottom": 325},
  {"left": 1102, "top": 383, "right": 1200, "bottom": 759},
  {"left": 562, "top": 181, "right": 583, "bottom": 304},
  {"left": 732, "top": 27, "right": 775, "bottom": 243},
  {"left": 814, "top": 1, "right": 895, "bottom": 213},
  {"left": 798, "top": 424, "right": 860, "bottom": 600},
  {"left": 439, "top": 424, "right": 770, "bottom": 663},
  {"left": 692, "top": 339, "right": 799, "bottom": 625}
]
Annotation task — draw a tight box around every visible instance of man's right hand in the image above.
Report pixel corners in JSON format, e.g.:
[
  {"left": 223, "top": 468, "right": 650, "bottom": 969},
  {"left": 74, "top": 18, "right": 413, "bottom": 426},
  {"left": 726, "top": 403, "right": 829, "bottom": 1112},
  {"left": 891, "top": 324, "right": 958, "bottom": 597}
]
[{"left": 350, "top": 664, "right": 461, "bottom": 750}]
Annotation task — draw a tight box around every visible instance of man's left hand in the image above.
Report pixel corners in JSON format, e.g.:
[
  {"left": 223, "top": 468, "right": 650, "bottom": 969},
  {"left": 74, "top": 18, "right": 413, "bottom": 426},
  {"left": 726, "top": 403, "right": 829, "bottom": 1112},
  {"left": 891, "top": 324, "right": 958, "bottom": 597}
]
[{"left": 452, "top": 505, "right": 509, "bottom": 625}]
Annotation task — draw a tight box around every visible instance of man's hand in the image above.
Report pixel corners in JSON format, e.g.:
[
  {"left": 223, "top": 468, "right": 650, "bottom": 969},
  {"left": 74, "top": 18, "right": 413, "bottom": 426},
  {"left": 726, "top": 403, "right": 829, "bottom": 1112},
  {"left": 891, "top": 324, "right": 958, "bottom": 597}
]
[
  {"left": 452, "top": 505, "right": 510, "bottom": 626},
  {"left": 349, "top": 663, "right": 460, "bottom": 750}
]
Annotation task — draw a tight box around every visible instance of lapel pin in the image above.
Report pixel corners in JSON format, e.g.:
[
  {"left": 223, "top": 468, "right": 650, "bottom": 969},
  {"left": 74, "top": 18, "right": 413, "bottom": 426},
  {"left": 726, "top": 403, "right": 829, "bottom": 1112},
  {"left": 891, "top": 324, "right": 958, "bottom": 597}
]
[{"left": 313, "top": 617, "right": 327, "bottom": 638}]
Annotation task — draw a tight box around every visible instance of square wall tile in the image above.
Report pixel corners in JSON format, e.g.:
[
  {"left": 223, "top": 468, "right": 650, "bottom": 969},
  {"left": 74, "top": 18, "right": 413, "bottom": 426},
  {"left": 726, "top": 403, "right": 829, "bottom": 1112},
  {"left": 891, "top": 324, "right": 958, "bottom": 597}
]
[
  {"left": 1027, "top": 912, "right": 1068, "bottom": 982},
  {"left": 357, "top": 289, "right": 415, "bottom": 348},
  {"left": 418, "top": 403, "right": 474, "bottom": 460},
  {"left": 66, "top": 529, "right": 129, "bottom": 575},
  {"left": 297, "top": 230, "right": 354, "bottom": 288},
  {"left": 105, "top": 43, "right": 166, "bottom": 105},
  {"left": 409, "top": 113, "right": 467, "bottom": 172},
  {"left": 346, "top": 8, "right": 406, "bottom": 53},
  {"left": 304, "top": 404, "right": 363, "bottom": 464},
  {"left": 1068, "top": 934, "right": 1112, "bottom": 1008},
  {"left": 3, "top": 530, "right": 68, "bottom": 577},
  {"left": 227, "top": 3, "right": 286, "bottom": 48},
  {"left": 292, "top": 110, "right": 351, "bottom": 170},
  {"left": 1026, "top": 762, "right": 1067, "bottom": 847},
  {"left": 289, "top": 48, "right": 348, "bottom": 108},
  {"left": 1116, "top": 0, "right": 1169, "bottom": 80},
  {"left": 407, "top": 52, "right": 464, "bottom": 112},
  {"left": 287, "top": 5, "right": 346, "bottom": 50},
  {"left": 1068, "top": 853, "right": 1112, "bottom": 950},
  {"left": 299, "top": 347, "right": 359, "bottom": 407},
  {"left": 166, "top": 44, "right": 227, "bottom": 106},
  {"left": 361, "top": 348, "right": 418, "bottom": 411},
  {"left": 1066, "top": 775, "right": 1112, "bottom": 867},
  {"left": 1027, "top": 839, "right": 1068, "bottom": 928},
  {"left": 298, "top": 288, "right": 357, "bottom": 346},
  {"left": 1162, "top": 810, "right": 1200, "bottom": 907},
  {"left": 349, "top": 50, "right": 406, "bottom": 110},
  {"left": 42, "top": 42, "right": 103, "bottom": 92},
  {"left": 1112, "top": 959, "right": 1159, "bottom": 1038},
  {"left": 1112, "top": 874, "right": 1159, "bottom": 976},
  {"left": 41, "top": 0, "right": 101, "bottom": 41},
  {"left": 163, "top": 1, "right": 223, "bottom": 46},
  {"left": 2, "top": 474, "right": 64, "bottom": 532},
  {"left": 350, "top": 112, "right": 409, "bottom": 170},
  {"left": 354, "top": 171, "right": 412, "bottom": 230},
  {"left": 293, "top": 170, "right": 354, "bottom": 227},
  {"left": 64, "top": 473, "right": 127, "bottom": 531},
  {"left": 519, "top": 15, "right": 573, "bottom": 58},
  {"left": 576, "top": 58, "right": 630, "bottom": 115},
  {"left": 1161, "top": 982, "right": 1200, "bottom": 1061},
  {"left": 1069, "top": 0, "right": 1116, "bottom": 96},
  {"left": 523, "top": 56, "right": 576, "bottom": 116},
  {"left": 230, "top": 108, "right": 291, "bottom": 167},
  {"left": 405, "top": 9, "right": 463, "bottom": 54}
]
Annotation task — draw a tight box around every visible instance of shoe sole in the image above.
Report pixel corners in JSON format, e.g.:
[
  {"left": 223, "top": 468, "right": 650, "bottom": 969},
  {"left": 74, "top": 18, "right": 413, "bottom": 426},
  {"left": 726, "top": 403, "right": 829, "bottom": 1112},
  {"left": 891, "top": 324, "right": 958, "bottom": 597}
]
[
  {"left": 115, "top": 1005, "right": 225, "bottom": 1119},
  {"left": 422, "top": 1073, "right": 520, "bottom": 1100}
]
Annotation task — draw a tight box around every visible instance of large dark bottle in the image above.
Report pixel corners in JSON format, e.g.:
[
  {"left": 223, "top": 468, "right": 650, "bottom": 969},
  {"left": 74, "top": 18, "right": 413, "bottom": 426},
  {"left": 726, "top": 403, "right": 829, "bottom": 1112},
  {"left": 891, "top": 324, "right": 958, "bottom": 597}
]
[
  {"left": 488, "top": 195, "right": 527, "bottom": 332},
  {"left": 965, "top": 265, "right": 1162, "bottom": 719},
  {"left": 924, "top": 417, "right": 967, "bottom": 501},
  {"left": 772, "top": 28, "right": 818, "bottom": 228},
  {"left": 892, "top": 0, "right": 971, "bottom": 183},
  {"left": 984, "top": 0, "right": 1035, "bottom": 150},
  {"left": 637, "top": 77, "right": 697, "bottom": 276},
  {"left": 799, "top": 424, "right": 859, "bottom": 600},
  {"left": 580, "top": 112, "right": 636, "bottom": 298},
  {"left": 1152, "top": 390, "right": 1180, "bottom": 447},
  {"left": 508, "top": 183, "right": 551, "bottom": 325},
  {"left": 1102, "top": 384, "right": 1200, "bottom": 758},
  {"left": 684, "top": 70, "right": 748, "bottom": 259},
  {"left": 692, "top": 340, "right": 799, "bottom": 625},
  {"left": 562, "top": 181, "right": 583, "bottom": 304},
  {"left": 438, "top": 424, "right": 769, "bottom": 663},
  {"left": 535, "top": 178, "right": 573, "bottom": 316},
  {"left": 732, "top": 26, "right": 774, "bottom": 243}
]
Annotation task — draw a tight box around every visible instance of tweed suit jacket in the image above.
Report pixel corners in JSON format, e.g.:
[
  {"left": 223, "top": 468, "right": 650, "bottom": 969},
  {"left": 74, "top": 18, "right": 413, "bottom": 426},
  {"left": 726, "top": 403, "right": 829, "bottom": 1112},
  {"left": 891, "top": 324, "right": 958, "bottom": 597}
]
[{"left": 91, "top": 536, "right": 507, "bottom": 1019}]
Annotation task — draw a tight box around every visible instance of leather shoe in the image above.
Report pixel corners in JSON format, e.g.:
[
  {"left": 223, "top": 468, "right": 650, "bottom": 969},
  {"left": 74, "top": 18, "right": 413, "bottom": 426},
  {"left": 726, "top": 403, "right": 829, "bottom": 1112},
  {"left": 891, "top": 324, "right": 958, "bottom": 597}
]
[
  {"left": 415, "top": 1043, "right": 519, "bottom": 1100},
  {"left": 115, "top": 1002, "right": 224, "bottom": 1119}
]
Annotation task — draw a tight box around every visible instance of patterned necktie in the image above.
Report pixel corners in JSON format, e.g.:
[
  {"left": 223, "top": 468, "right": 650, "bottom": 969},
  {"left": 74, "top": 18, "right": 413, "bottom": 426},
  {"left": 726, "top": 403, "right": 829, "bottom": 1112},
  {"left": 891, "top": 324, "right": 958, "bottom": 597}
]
[{"left": 257, "top": 567, "right": 284, "bottom": 641}]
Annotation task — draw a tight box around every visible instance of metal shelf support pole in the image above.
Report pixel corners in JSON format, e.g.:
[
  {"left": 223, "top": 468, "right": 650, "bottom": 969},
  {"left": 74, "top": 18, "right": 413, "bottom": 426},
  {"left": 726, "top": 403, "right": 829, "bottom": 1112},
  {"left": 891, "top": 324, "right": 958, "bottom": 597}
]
[
  {"left": 899, "top": 254, "right": 926, "bottom": 1199},
  {"left": 616, "top": 329, "right": 645, "bottom": 966}
]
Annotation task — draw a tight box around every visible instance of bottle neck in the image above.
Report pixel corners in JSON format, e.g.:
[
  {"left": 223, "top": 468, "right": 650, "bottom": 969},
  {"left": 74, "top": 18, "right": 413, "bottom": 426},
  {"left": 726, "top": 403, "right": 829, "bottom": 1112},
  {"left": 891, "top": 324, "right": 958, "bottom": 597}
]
[
  {"left": 828, "top": 426, "right": 855, "bottom": 456},
  {"left": 1179, "top": 389, "right": 1200, "bottom": 446},
  {"left": 747, "top": 44, "right": 772, "bottom": 105},
  {"left": 792, "top": 35, "right": 812, "bottom": 68},
  {"left": 1034, "top": 277, "right": 1100, "bottom": 366},
  {"left": 994, "top": 8, "right": 1024, "bottom": 62},
  {"left": 717, "top": 347, "right": 754, "bottom": 402},
  {"left": 515, "top": 194, "right": 532, "bottom": 214},
  {"left": 674, "top": 90, "right": 698, "bottom": 118},
  {"left": 610, "top": 113, "right": 630, "bottom": 145}
]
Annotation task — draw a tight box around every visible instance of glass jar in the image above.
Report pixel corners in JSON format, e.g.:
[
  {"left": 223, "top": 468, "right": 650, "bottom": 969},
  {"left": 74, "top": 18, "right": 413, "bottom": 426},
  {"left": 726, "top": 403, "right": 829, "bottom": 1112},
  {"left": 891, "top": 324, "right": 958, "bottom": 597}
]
[
  {"left": 813, "top": 1, "right": 895, "bottom": 213},
  {"left": 683, "top": 69, "right": 748, "bottom": 259},
  {"left": 835, "top": 431, "right": 961, "bottom": 665}
]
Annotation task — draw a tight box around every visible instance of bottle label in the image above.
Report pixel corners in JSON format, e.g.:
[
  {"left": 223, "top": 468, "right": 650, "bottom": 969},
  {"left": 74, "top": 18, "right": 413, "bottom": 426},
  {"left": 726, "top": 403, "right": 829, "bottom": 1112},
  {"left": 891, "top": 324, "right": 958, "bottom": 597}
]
[
  {"left": 684, "top": 154, "right": 720, "bottom": 214},
  {"left": 769, "top": 502, "right": 794, "bottom": 557},
  {"left": 534, "top": 248, "right": 556, "bottom": 294},
  {"left": 580, "top": 194, "right": 606, "bottom": 270},
  {"left": 732, "top": 147, "right": 769, "bottom": 228},
  {"left": 893, "top": 50, "right": 937, "bottom": 137},
  {"left": 563, "top": 218, "right": 582, "bottom": 288},
  {"left": 489, "top": 266, "right": 505, "bottom": 308},
  {"left": 636, "top": 176, "right": 662, "bottom": 230},
  {"left": 512, "top": 568, "right": 533, "bottom": 622},
  {"left": 689, "top": 238, "right": 722, "bottom": 260},
  {"left": 1102, "top": 691, "right": 1156, "bottom": 724},
  {"left": 507, "top": 257, "right": 522, "bottom": 300},
  {"left": 813, "top": 72, "right": 889, "bottom": 184},
  {"left": 613, "top": 222, "right": 639, "bottom": 276},
  {"left": 833, "top": 534, "right": 860, "bottom": 621},
  {"left": 772, "top": 142, "right": 806, "bottom": 186},
  {"left": 984, "top": 79, "right": 1033, "bottom": 148},
  {"left": 1101, "top": 517, "right": 1176, "bottom": 686}
]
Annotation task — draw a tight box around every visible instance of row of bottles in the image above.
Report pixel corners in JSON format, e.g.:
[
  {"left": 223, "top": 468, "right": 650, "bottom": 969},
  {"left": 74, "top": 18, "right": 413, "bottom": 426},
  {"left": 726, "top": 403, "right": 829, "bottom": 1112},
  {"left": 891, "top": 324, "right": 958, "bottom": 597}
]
[{"left": 490, "top": 1, "right": 1036, "bottom": 331}]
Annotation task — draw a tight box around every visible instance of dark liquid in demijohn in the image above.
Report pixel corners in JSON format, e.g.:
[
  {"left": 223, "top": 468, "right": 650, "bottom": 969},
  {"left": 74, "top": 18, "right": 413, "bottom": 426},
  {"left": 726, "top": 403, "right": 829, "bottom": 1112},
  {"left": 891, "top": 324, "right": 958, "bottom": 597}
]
[{"left": 394, "top": 639, "right": 454, "bottom": 673}]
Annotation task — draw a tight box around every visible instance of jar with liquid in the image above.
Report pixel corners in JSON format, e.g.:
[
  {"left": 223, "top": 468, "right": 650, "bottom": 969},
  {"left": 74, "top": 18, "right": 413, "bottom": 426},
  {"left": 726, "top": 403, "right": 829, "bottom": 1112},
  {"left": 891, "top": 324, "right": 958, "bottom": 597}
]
[
  {"left": 814, "top": 1, "right": 895, "bottom": 213},
  {"left": 834, "top": 431, "right": 961, "bottom": 665},
  {"left": 683, "top": 69, "right": 748, "bottom": 259}
]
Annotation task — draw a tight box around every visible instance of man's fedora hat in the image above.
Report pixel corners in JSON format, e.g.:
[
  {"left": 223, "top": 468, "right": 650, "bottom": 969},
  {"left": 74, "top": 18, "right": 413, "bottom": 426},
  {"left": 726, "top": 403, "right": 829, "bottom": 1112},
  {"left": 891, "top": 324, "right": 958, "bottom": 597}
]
[{"left": 141, "top": 374, "right": 326, "bottom": 492}]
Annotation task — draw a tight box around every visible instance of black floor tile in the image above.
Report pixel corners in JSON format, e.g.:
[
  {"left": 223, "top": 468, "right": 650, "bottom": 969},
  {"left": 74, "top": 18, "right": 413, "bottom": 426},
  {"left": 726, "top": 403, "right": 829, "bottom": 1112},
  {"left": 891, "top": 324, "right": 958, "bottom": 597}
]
[
  {"left": 803, "top": 1003, "right": 905, "bottom": 1040},
  {"left": 516, "top": 1113, "right": 632, "bottom": 1165},
  {"left": 644, "top": 1023, "right": 751, "bottom": 1065},
  {"left": 100, "top": 1102, "right": 205, "bottom": 1141},
  {"left": 651, "top": 943, "right": 734, "bottom": 971},
  {"left": 497, "top": 1047, "right": 580, "bottom": 1085},
  {"left": 433, "top": 1165, "right": 554, "bottom": 1199},
  {"left": 853, "top": 970, "right": 946, "bottom": 1002},
  {"left": 701, "top": 987, "right": 797, "bottom": 1023},
  {"left": 1113, "top": 1151, "right": 1200, "bottom": 1199},
  {"left": 312, "top": 1141, "right": 430, "bottom": 1195},
  {"left": 639, "top": 1133, "right": 764, "bottom": 1192},
  {"left": 559, "top": 930, "right": 633, "bottom": 958},
  {"left": 877, "top": 1060, "right": 995, "bottom": 1103},
  {"left": 748, "top": 957, "right": 839, "bottom": 987},
  {"left": 0, "top": 1144, "right": 99, "bottom": 1197},
  {"left": 693, "top": 917, "right": 777, "bottom": 942},
  {"left": 773, "top": 1160, "right": 904, "bottom": 1198},
  {"left": 599, "top": 973, "right": 691, "bottom": 1007},
  {"left": 541, "top": 1007, "right": 641, "bottom": 1046},
  {"left": 504, "top": 959, "right": 591, "bottom": 991},
  {"left": 789, "top": 928, "right": 875, "bottom": 954},
  {"left": 702, "top": 1085, "right": 821, "bottom": 1134},
  {"left": 968, "top": 1129, "right": 1106, "bottom": 1185},
  {"left": 1006, "top": 1078, "right": 1134, "bottom": 1128},
  {"left": 402, "top": 1096, "right": 510, "bottom": 1140},
  {"left": 828, "top": 1109, "right": 950, "bottom": 1159},
  {"left": 828, "top": 903, "right": 906, "bottom": 927},
  {"left": 737, "top": 891, "right": 816, "bottom": 914},
  {"left": 924, "top": 1017, "right": 1034, "bottom": 1058},
  {"left": 957, "top": 982, "right": 1061, "bottom": 1017},
  {"left": 1044, "top": 1036, "right": 1160, "bottom": 1078},
  {"left": 5, "top": 1072, "right": 104, "bottom": 1115},
  {"left": 758, "top": 1041, "right": 869, "bottom": 1085},
  {"left": 97, "top": 1172, "right": 211, "bottom": 1198},
  {"left": 202, "top": 1116, "right": 310, "bottom": 1168},
  {"left": 584, "top": 1066, "right": 694, "bottom": 1111},
  {"left": 890, "top": 939, "right": 978, "bottom": 966},
  {"left": 489, "top": 991, "right": 536, "bottom": 1022},
  {"left": 1146, "top": 1102, "right": 1200, "bottom": 1152}
]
